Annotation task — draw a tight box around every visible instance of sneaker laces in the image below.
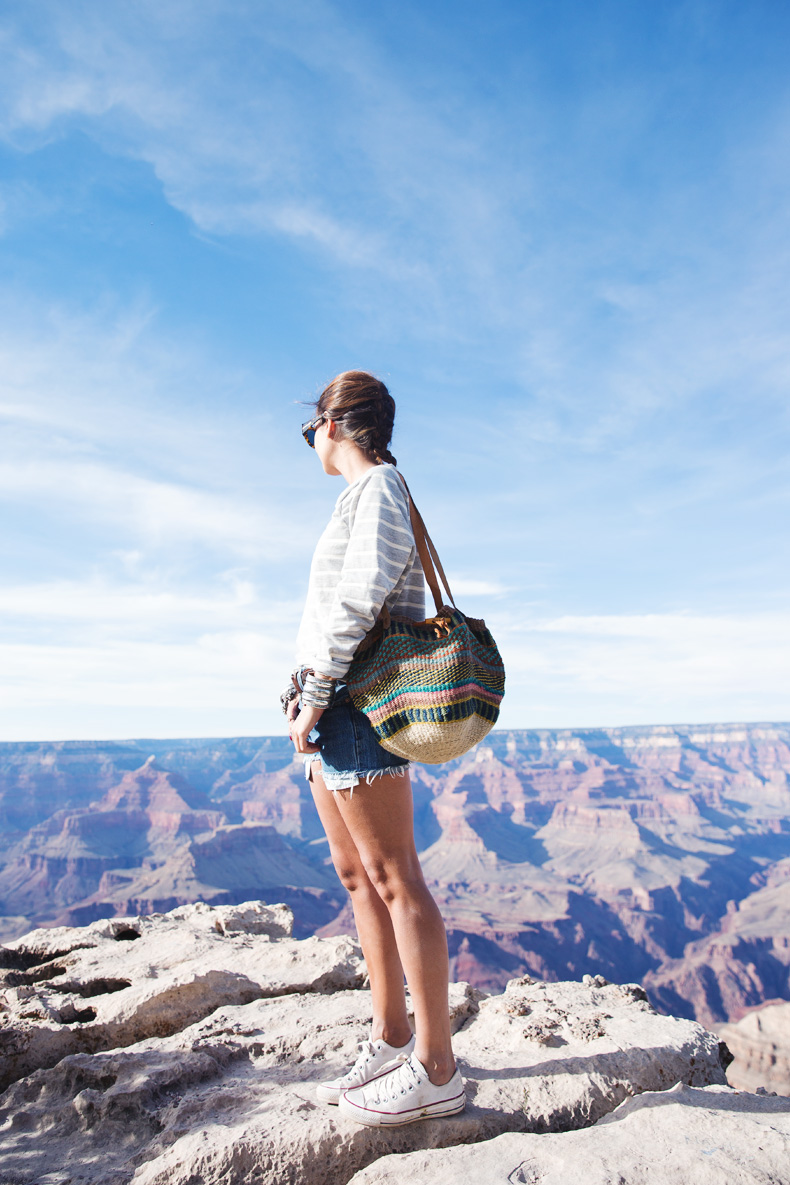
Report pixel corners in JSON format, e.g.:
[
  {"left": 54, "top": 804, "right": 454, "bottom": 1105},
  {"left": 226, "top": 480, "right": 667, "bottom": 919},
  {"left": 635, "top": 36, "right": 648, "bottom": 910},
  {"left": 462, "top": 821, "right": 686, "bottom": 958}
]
[
  {"left": 337, "top": 1039, "right": 379, "bottom": 1087},
  {"left": 367, "top": 1055, "right": 421, "bottom": 1103}
]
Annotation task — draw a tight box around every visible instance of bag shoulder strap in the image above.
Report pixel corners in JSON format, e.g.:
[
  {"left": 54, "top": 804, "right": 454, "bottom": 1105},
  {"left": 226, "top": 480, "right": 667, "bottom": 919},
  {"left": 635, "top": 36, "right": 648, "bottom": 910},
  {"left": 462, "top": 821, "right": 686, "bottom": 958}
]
[{"left": 394, "top": 471, "right": 456, "bottom": 616}]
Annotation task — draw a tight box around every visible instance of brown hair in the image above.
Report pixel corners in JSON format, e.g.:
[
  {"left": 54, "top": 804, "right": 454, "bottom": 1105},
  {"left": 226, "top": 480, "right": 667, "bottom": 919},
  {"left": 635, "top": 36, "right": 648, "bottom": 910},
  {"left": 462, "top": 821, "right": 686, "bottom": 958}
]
[{"left": 315, "top": 370, "right": 397, "bottom": 466}]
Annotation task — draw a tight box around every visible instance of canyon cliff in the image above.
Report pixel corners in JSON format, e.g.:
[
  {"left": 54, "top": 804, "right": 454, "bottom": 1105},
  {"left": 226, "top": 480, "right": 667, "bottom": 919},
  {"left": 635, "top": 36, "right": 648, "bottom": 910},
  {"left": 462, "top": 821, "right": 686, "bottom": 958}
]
[
  {"left": 1, "top": 722, "right": 789, "bottom": 1032},
  {"left": 4, "top": 898, "right": 785, "bottom": 1185}
]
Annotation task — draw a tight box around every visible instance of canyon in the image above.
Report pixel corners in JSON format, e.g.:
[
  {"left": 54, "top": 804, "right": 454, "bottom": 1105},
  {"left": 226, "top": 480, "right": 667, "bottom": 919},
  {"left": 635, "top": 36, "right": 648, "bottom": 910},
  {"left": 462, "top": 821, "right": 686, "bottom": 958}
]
[
  {"left": 1, "top": 722, "right": 789, "bottom": 1032},
  {"left": 4, "top": 898, "right": 785, "bottom": 1185}
]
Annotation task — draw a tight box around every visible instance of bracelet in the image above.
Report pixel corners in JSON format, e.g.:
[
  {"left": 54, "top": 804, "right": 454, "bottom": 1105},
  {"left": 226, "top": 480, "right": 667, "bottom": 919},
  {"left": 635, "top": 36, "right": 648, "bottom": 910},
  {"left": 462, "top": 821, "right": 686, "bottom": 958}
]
[
  {"left": 301, "top": 672, "right": 336, "bottom": 709},
  {"left": 279, "top": 683, "right": 299, "bottom": 715}
]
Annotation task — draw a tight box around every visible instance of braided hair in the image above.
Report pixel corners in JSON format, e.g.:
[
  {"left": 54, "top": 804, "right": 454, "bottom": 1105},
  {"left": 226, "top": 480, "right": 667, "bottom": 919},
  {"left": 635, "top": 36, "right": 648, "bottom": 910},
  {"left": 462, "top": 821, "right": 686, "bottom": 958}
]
[{"left": 315, "top": 370, "right": 397, "bottom": 466}]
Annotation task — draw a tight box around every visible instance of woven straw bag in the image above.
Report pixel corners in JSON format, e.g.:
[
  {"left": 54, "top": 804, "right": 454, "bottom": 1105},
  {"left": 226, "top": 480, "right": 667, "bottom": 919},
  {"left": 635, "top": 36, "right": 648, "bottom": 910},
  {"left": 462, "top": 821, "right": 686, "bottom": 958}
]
[{"left": 345, "top": 473, "right": 505, "bottom": 764}]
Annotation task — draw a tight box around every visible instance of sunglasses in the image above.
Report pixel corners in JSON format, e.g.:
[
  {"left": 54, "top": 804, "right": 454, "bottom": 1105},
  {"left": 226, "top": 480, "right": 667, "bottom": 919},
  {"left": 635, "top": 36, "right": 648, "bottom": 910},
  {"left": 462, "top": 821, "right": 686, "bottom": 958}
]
[
  {"left": 301, "top": 413, "right": 326, "bottom": 448},
  {"left": 301, "top": 413, "right": 330, "bottom": 448}
]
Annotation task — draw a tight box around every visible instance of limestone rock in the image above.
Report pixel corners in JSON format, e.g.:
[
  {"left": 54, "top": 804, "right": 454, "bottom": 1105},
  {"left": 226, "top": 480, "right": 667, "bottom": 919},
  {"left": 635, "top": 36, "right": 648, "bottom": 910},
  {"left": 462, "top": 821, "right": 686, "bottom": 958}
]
[
  {"left": 720, "top": 999, "right": 790, "bottom": 1095},
  {"left": 347, "top": 1083, "right": 790, "bottom": 1184},
  {"left": 447, "top": 975, "right": 725, "bottom": 1132},
  {"left": 0, "top": 899, "right": 365, "bottom": 1091},
  {"left": 0, "top": 968, "right": 726, "bottom": 1185}
]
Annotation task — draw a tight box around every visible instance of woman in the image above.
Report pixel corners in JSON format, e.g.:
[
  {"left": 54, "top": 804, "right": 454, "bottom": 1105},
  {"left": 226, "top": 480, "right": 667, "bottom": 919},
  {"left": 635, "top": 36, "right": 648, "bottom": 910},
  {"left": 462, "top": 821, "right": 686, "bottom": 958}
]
[{"left": 283, "top": 370, "right": 464, "bottom": 1127}]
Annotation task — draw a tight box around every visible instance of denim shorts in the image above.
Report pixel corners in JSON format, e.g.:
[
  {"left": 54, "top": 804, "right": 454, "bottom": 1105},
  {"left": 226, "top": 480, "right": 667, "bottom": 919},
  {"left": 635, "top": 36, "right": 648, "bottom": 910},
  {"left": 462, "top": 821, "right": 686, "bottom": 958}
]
[{"left": 304, "top": 683, "right": 410, "bottom": 793}]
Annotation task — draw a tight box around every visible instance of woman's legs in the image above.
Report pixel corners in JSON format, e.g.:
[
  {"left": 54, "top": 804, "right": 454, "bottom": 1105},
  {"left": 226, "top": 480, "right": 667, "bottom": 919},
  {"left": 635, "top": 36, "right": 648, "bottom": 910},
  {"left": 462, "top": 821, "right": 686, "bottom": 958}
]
[
  {"left": 308, "top": 763, "right": 411, "bottom": 1048},
  {"left": 311, "top": 763, "right": 454, "bottom": 1085}
]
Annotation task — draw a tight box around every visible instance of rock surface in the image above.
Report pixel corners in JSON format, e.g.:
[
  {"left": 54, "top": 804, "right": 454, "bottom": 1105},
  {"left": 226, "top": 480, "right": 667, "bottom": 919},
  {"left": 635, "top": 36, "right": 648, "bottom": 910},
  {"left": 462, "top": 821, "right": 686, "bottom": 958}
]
[
  {"left": 720, "top": 999, "right": 790, "bottom": 1095},
  {"left": 0, "top": 899, "right": 365, "bottom": 1091},
  {"left": 0, "top": 902, "right": 731, "bottom": 1185},
  {"left": 347, "top": 1083, "right": 790, "bottom": 1184}
]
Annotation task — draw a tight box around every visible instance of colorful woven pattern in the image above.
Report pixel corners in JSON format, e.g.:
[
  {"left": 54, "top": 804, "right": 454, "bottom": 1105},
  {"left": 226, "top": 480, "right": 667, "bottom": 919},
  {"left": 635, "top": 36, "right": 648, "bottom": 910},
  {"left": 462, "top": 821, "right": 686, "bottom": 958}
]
[{"left": 346, "top": 607, "right": 506, "bottom": 764}]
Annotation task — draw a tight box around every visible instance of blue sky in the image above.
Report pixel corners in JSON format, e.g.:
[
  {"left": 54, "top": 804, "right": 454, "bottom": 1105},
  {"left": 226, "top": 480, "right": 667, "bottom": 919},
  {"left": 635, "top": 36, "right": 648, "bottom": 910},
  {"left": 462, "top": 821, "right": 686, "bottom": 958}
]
[{"left": 1, "top": 0, "right": 788, "bottom": 740}]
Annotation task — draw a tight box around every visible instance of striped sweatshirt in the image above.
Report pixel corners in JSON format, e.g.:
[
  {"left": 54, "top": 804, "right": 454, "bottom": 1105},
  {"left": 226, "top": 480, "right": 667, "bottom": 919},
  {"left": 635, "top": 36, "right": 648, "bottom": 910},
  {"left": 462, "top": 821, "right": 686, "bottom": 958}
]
[{"left": 295, "top": 463, "right": 425, "bottom": 680}]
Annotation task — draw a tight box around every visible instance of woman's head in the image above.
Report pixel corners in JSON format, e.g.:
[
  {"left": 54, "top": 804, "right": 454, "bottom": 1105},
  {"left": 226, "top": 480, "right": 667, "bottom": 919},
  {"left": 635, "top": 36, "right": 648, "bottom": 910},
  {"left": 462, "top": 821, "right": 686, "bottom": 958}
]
[{"left": 314, "top": 370, "right": 397, "bottom": 466}]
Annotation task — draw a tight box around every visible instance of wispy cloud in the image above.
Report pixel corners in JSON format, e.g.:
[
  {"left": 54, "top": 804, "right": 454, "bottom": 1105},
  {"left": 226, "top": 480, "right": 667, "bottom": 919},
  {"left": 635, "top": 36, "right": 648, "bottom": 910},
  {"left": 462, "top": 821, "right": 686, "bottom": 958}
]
[
  {"left": 0, "top": 457, "right": 295, "bottom": 559},
  {"left": 1, "top": 2, "right": 789, "bottom": 739},
  {"left": 0, "top": 576, "right": 299, "bottom": 633},
  {"left": 0, "top": 571, "right": 303, "bottom": 739},
  {"left": 0, "top": 633, "right": 294, "bottom": 739},
  {"left": 3, "top": 598, "right": 787, "bottom": 741},
  {"left": 0, "top": 295, "right": 324, "bottom": 565},
  {"left": 0, "top": 1, "right": 514, "bottom": 329},
  {"left": 449, "top": 578, "right": 511, "bottom": 598},
  {"left": 494, "top": 610, "right": 790, "bottom": 729},
  {"left": 4, "top": 0, "right": 790, "bottom": 436}
]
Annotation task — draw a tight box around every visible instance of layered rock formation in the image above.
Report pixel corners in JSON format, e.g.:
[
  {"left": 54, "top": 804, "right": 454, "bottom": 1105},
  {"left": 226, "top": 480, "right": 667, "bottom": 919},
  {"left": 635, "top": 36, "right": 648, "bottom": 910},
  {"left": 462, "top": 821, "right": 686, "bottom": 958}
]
[
  {"left": 720, "top": 1000, "right": 790, "bottom": 1096},
  {"left": 0, "top": 900, "right": 741, "bottom": 1185},
  {"left": 2, "top": 723, "right": 790, "bottom": 1028},
  {"left": 0, "top": 753, "right": 342, "bottom": 939},
  {"left": 644, "top": 863, "right": 790, "bottom": 1027}
]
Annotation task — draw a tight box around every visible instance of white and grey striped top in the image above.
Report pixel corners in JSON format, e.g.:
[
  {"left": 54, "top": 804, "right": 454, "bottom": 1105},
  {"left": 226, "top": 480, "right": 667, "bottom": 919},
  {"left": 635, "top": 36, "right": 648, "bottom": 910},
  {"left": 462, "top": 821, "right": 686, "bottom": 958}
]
[{"left": 296, "top": 463, "right": 425, "bottom": 679}]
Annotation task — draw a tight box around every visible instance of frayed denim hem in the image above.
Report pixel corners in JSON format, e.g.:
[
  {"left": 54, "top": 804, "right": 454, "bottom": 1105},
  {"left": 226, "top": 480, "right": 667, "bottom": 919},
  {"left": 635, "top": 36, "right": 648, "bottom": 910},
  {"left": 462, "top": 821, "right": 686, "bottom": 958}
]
[{"left": 304, "top": 756, "right": 409, "bottom": 798}]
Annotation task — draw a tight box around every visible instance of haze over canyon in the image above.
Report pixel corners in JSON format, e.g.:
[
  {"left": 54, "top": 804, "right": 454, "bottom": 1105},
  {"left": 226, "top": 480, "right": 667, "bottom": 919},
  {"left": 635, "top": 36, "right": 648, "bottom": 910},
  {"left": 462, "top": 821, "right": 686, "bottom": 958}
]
[{"left": 1, "top": 722, "right": 789, "bottom": 1029}]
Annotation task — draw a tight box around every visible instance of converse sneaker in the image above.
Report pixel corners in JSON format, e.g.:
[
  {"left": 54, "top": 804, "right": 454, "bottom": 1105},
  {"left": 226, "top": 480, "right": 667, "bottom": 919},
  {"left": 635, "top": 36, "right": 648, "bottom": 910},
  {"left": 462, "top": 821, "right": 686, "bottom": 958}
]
[
  {"left": 338, "top": 1051, "right": 465, "bottom": 1126},
  {"left": 315, "top": 1035, "right": 415, "bottom": 1105}
]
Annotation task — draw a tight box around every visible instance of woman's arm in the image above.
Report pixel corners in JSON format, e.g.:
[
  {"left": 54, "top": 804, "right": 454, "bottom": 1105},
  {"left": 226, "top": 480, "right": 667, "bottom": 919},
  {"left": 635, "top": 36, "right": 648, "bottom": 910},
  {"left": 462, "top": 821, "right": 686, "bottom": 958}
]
[{"left": 307, "top": 471, "right": 414, "bottom": 680}]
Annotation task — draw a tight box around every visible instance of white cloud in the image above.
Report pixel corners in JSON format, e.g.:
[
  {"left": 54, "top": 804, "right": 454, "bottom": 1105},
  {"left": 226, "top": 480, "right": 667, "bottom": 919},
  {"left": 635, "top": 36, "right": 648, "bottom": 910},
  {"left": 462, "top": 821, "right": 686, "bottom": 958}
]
[
  {"left": 535, "top": 612, "right": 790, "bottom": 644},
  {"left": 0, "top": 633, "right": 293, "bottom": 735},
  {"left": 0, "top": 0, "right": 513, "bottom": 330},
  {"left": 0, "top": 457, "right": 293, "bottom": 559},
  {"left": 492, "top": 610, "right": 790, "bottom": 729},
  {"left": 3, "top": 0, "right": 790, "bottom": 449},
  {"left": 0, "top": 2, "right": 788, "bottom": 743},
  {"left": 0, "top": 295, "right": 323, "bottom": 566},
  {"left": 0, "top": 574, "right": 302, "bottom": 740},
  {"left": 0, "top": 577, "right": 299, "bottom": 630},
  {"left": 449, "top": 578, "right": 509, "bottom": 598},
  {"left": 2, "top": 592, "right": 788, "bottom": 740}
]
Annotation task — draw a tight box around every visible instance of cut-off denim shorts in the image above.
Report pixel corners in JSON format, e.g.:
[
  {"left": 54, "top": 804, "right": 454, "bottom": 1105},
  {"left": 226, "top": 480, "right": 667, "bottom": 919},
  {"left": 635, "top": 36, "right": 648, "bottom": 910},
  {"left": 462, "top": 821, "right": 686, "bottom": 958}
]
[{"left": 304, "top": 683, "right": 409, "bottom": 794}]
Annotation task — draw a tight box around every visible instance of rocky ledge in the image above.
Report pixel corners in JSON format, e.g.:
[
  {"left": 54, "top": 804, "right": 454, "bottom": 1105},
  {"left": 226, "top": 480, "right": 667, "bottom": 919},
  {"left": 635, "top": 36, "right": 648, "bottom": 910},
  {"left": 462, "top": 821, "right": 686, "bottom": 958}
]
[
  {"left": 350, "top": 1084, "right": 790, "bottom": 1184},
  {"left": 0, "top": 900, "right": 787, "bottom": 1185}
]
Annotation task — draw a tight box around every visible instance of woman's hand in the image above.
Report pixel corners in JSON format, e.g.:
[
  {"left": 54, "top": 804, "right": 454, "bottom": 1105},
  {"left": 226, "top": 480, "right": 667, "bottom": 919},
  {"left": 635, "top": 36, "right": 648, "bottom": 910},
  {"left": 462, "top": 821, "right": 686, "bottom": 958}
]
[{"left": 289, "top": 702, "right": 323, "bottom": 754}]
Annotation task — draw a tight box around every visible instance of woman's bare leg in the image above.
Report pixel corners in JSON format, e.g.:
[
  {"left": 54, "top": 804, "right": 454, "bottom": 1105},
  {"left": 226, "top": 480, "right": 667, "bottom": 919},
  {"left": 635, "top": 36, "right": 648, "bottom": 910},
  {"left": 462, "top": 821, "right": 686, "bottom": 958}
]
[
  {"left": 308, "top": 763, "right": 412, "bottom": 1047},
  {"left": 332, "top": 769, "right": 455, "bottom": 1085}
]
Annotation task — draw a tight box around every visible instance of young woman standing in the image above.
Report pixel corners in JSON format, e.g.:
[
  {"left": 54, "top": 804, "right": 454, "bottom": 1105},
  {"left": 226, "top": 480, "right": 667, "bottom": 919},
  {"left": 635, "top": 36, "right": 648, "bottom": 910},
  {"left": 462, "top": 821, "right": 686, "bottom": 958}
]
[{"left": 283, "top": 370, "right": 464, "bottom": 1127}]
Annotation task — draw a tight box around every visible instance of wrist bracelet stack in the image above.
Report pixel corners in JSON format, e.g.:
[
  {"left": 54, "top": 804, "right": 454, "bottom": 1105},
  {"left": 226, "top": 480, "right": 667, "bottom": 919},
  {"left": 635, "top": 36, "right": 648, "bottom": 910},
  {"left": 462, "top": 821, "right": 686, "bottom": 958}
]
[
  {"left": 301, "top": 672, "right": 336, "bottom": 709},
  {"left": 279, "top": 682, "right": 299, "bottom": 715}
]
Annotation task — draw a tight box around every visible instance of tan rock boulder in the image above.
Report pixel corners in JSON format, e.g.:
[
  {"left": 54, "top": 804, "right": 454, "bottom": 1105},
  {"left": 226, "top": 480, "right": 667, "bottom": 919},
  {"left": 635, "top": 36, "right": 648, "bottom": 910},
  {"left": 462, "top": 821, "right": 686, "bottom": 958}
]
[
  {"left": 348, "top": 1083, "right": 790, "bottom": 1184},
  {"left": 0, "top": 899, "right": 365, "bottom": 1090}
]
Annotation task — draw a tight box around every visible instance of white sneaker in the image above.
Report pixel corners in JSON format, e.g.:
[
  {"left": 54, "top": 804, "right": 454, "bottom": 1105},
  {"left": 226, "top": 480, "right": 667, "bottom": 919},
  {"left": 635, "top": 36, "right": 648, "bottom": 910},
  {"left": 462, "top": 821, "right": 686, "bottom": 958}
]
[
  {"left": 315, "top": 1035, "right": 415, "bottom": 1105},
  {"left": 338, "top": 1051, "right": 465, "bottom": 1126}
]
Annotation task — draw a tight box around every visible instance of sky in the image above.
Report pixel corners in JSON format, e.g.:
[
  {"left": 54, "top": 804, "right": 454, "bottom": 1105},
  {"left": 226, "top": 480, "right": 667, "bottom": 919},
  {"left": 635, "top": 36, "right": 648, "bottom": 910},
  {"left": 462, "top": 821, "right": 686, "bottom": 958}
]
[{"left": 1, "top": 0, "right": 789, "bottom": 741}]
